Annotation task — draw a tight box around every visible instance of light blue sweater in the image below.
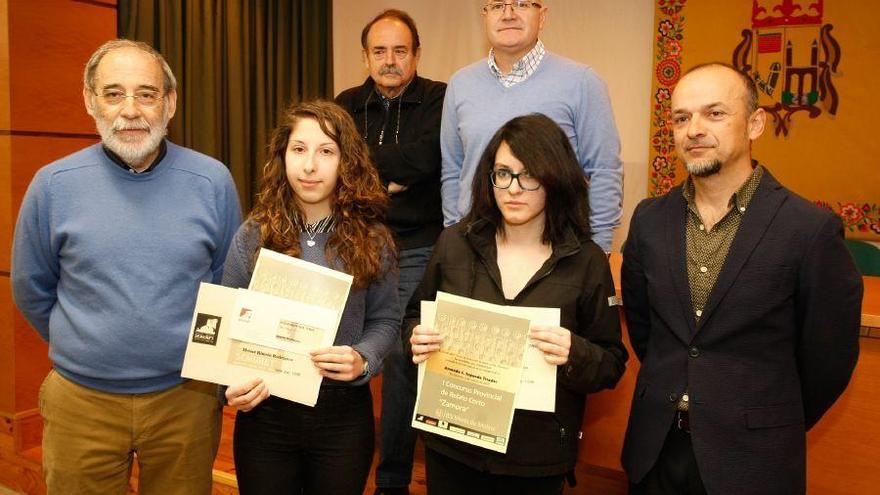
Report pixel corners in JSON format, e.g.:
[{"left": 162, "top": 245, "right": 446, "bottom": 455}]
[
  {"left": 440, "top": 52, "right": 622, "bottom": 251},
  {"left": 12, "top": 142, "right": 242, "bottom": 393}
]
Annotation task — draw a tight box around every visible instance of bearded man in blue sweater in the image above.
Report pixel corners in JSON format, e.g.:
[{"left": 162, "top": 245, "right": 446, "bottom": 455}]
[
  {"left": 11, "top": 39, "right": 241, "bottom": 494},
  {"left": 441, "top": 0, "right": 622, "bottom": 252}
]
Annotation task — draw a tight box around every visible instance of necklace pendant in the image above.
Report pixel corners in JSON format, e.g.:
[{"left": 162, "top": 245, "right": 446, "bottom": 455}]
[{"left": 306, "top": 239, "right": 316, "bottom": 247}]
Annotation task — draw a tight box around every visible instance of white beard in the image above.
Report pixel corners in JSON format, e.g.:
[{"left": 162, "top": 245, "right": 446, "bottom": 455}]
[{"left": 95, "top": 107, "right": 169, "bottom": 167}]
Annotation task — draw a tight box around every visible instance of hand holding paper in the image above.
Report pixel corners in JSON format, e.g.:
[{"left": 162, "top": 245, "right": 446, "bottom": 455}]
[
  {"left": 310, "top": 345, "right": 366, "bottom": 381},
  {"left": 410, "top": 324, "right": 443, "bottom": 364},
  {"left": 530, "top": 325, "right": 572, "bottom": 365},
  {"left": 226, "top": 378, "right": 270, "bottom": 412}
]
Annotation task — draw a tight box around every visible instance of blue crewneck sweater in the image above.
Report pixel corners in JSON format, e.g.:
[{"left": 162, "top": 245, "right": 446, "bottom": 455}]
[
  {"left": 440, "top": 52, "right": 622, "bottom": 251},
  {"left": 12, "top": 142, "right": 242, "bottom": 393}
]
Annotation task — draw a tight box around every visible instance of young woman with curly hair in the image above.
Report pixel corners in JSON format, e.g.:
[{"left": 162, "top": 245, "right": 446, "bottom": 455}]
[{"left": 222, "top": 100, "right": 400, "bottom": 494}]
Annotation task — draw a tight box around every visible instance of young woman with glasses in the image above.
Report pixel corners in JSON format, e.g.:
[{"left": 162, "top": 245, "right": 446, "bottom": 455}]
[
  {"left": 407, "top": 114, "right": 627, "bottom": 494},
  {"left": 221, "top": 100, "right": 400, "bottom": 494}
]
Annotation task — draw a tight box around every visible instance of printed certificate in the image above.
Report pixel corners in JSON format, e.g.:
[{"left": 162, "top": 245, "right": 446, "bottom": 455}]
[
  {"left": 417, "top": 298, "right": 560, "bottom": 413},
  {"left": 412, "top": 292, "right": 531, "bottom": 453},
  {"left": 248, "top": 248, "right": 353, "bottom": 331},
  {"left": 182, "top": 283, "right": 339, "bottom": 406},
  {"left": 505, "top": 305, "right": 559, "bottom": 412},
  {"left": 229, "top": 289, "right": 337, "bottom": 354},
  {"left": 182, "top": 250, "right": 353, "bottom": 406}
]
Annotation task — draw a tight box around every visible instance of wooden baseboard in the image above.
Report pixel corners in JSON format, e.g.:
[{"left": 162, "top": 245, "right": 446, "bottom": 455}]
[
  {"left": 0, "top": 409, "right": 42, "bottom": 454},
  {"left": 0, "top": 426, "right": 44, "bottom": 495},
  {"left": 12, "top": 410, "right": 40, "bottom": 453}
]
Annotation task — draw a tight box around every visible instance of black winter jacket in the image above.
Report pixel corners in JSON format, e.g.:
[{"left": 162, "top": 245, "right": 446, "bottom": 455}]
[
  {"left": 336, "top": 75, "right": 446, "bottom": 250},
  {"left": 403, "top": 220, "right": 627, "bottom": 476}
]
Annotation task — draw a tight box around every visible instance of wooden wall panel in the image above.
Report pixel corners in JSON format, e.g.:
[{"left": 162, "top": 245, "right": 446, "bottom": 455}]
[
  {"left": 13, "top": 310, "right": 48, "bottom": 413},
  {"left": 1, "top": 0, "right": 115, "bottom": 425},
  {"left": 8, "top": 0, "right": 116, "bottom": 134},
  {"left": 579, "top": 320, "right": 638, "bottom": 472},
  {"left": 805, "top": 337, "right": 880, "bottom": 494},
  {"left": 0, "top": 0, "right": 12, "bottom": 417}
]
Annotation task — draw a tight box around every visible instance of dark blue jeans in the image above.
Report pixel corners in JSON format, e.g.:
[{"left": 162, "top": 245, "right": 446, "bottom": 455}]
[
  {"left": 233, "top": 386, "right": 374, "bottom": 494},
  {"left": 376, "top": 244, "right": 434, "bottom": 488}
]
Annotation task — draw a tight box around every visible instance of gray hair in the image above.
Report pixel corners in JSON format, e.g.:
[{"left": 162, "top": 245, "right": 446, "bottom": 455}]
[{"left": 83, "top": 39, "right": 177, "bottom": 92}]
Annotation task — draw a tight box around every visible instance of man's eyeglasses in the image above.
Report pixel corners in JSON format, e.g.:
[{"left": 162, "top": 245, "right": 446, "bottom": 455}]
[
  {"left": 94, "top": 89, "right": 164, "bottom": 107},
  {"left": 482, "top": 1, "right": 543, "bottom": 15},
  {"left": 490, "top": 169, "right": 541, "bottom": 191}
]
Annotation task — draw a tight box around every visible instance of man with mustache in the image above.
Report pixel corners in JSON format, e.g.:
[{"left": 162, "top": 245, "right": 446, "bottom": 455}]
[
  {"left": 621, "top": 63, "right": 862, "bottom": 494},
  {"left": 11, "top": 39, "right": 241, "bottom": 494},
  {"left": 335, "top": 9, "right": 446, "bottom": 495},
  {"left": 441, "top": 0, "right": 622, "bottom": 252}
]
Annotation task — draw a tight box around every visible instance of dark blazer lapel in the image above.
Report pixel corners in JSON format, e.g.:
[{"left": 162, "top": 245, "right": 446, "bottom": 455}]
[
  {"left": 696, "top": 171, "right": 787, "bottom": 330},
  {"left": 666, "top": 191, "right": 697, "bottom": 343}
]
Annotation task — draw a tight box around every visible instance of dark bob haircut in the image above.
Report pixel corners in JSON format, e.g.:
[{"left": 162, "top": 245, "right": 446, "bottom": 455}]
[
  {"left": 360, "top": 9, "right": 421, "bottom": 51},
  {"left": 463, "top": 113, "right": 591, "bottom": 245}
]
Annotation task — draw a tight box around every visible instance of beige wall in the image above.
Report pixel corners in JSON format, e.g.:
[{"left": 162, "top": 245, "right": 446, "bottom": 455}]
[{"left": 333, "top": 0, "right": 654, "bottom": 250}]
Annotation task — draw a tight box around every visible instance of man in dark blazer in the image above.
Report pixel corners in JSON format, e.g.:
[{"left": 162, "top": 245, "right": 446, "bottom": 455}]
[{"left": 621, "top": 62, "right": 863, "bottom": 494}]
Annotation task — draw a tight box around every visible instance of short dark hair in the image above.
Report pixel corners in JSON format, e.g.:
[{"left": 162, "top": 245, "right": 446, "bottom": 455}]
[
  {"left": 464, "top": 114, "right": 591, "bottom": 244},
  {"left": 684, "top": 62, "right": 759, "bottom": 115},
  {"left": 360, "top": 9, "right": 421, "bottom": 51}
]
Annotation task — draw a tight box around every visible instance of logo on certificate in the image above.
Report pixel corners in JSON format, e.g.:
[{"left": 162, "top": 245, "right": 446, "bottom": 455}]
[
  {"left": 238, "top": 307, "right": 254, "bottom": 322},
  {"left": 192, "top": 313, "right": 221, "bottom": 346}
]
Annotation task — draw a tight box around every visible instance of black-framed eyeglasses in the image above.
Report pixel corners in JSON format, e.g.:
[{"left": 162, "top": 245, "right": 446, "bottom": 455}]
[
  {"left": 93, "top": 89, "right": 164, "bottom": 107},
  {"left": 482, "top": 1, "right": 543, "bottom": 15},
  {"left": 490, "top": 169, "right": 541, "bottom": 191}
]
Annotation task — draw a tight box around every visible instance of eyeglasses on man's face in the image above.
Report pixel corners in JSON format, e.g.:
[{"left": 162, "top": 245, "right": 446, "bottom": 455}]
[
  {"left": 490, "top": 168, "right": 541, "bottom": 191},
  {"left": 94, "top": 89, "right": 164, "bottom": 107},
  {"left": 482, "top": 1, "right": 543, "bottom": 15}
]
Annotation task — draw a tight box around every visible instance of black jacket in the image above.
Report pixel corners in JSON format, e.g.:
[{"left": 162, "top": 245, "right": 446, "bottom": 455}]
[
  {"left": 403, "top": 220, "right": 627, "bottom": 476},
  {"left": 336, "top": 75, "right": 446, "bottom": 250},
  {"left": 621, "top": 170, "right": 862, "bottom": 494}
]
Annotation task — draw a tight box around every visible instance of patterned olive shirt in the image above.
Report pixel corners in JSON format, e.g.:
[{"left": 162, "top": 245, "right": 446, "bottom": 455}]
[
  {"left": 682, "top": 164, "right": 764, "bottom": 321},
  {"left": 683, "top": 163, "right": 764, "bottom": 323},
  {"left": 676, "top": 164, "right": 764, "bottom": 411}
]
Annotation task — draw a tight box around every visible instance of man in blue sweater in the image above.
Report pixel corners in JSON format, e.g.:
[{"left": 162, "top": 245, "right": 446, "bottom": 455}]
[
  {"left": 441, "top": 0, "right": 622, "bottom": 251},
  {"left": 11, "top": 39, "right": 241, "bottom": 494}
]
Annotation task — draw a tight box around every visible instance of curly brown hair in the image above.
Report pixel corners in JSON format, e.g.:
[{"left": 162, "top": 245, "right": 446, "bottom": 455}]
[{"left": 249, "top": 100, "right": 394, "bottom": 288}]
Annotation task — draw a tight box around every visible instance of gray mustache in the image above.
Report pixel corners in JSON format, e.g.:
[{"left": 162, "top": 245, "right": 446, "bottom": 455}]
[{"left": 380, "top": 65, "right": 403, "bottom": 76}]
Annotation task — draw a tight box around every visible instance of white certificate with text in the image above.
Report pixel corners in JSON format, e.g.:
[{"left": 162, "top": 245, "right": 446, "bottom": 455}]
[
  {"left": 417, "top": 294, "right": 559, "bottom": 412},
  {"left": 182, "top": 281, "right": 342, "bottom": 406},
  {"left": 412, "top": 292, "right": 530, "bottom": 453}
]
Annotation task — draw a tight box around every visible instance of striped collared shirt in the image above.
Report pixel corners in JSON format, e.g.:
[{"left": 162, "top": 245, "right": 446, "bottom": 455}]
[
  {"left": 488, "top": 40, "right": 546, "bottom": 87},
  {"left": 298, "top": 213, "right": 336, "bottom": 234}
]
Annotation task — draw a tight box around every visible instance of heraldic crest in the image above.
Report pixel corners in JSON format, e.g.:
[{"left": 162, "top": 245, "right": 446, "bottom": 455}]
[{"left": 732, "top": 0, "right": 841, "bottom": 136}]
